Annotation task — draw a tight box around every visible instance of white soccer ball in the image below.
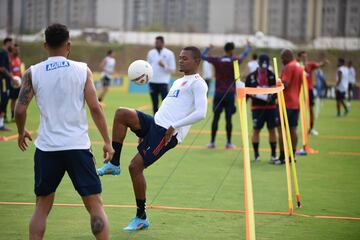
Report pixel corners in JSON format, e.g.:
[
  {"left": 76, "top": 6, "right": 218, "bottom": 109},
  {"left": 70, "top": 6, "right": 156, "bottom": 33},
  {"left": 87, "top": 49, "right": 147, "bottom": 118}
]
[
  {"left": 11, "top": 76, "right": 22, "bottom": 89},
  {"left": 128, "top": 60, "right": 153, "bottom": 85}
]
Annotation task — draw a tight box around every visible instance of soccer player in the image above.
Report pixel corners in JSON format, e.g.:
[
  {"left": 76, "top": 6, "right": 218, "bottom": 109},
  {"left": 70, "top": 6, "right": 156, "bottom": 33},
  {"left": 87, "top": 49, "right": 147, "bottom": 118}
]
[
  {"left": 347, "top": 61, "right": 356, "bottom": 103},
  {"left": 201, "top": 41, "right": 251, "bottom": 149},
  {"left": 14, "top": 24, "right": 114, "bottom": 240},
  {"left": 98, "top": 49, "right": 116, "bottom": 104},
  {"left": 97, "top": 46, "right": 208, "bottom": 231},
  {"left": 335, "top": 58, "right": 349, "bottom": 116},
  {"left": 147, "top": 36, "right": 176, "bottom": 114},
  {"left": 274, "top": 49, "right": 303, "bottom": 165},
  {"left": 9, "top": 43, "right": 22, "bottom": 121},
  {"left": 245, "top": 54, "right": 278, "bottom": 162},
  {"left": 0, "top": 37, "right": 14, "bottom": 130},
  {"left": 247, "top": 53, "right": 259, "bottom": 74},
  {"left": 297, "top": 51, "right": 328, "bottom": 136}
]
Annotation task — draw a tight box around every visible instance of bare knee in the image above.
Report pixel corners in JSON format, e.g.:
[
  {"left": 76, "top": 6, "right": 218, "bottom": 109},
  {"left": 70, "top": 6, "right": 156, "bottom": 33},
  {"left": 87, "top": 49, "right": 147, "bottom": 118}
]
[
  {"left": 128, "top": 159, "right": 144, "bottom": 176},
  {"left": 91, "top": 215, "right": 105, "bottom": 236}
]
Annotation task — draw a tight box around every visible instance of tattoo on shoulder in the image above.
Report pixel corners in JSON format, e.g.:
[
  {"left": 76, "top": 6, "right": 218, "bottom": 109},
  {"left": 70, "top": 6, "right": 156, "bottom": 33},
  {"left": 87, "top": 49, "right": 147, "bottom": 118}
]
[{"left": 17, "top": 69, "right": 34, "bottom": 106}]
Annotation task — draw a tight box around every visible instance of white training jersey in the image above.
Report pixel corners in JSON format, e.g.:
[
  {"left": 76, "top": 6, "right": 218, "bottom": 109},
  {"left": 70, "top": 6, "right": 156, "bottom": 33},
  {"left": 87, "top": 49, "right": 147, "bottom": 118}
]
[
  {"left": 147, "top": 47, "right": 176, "bottom": 84},
  {"left": 202, "top": 60, "right": 213, "bottom": 79},
  {"left": 336, "top": 65, "right": 349, "bottom": 92},
  {"left": 154, "top": 74, "right": 208, "bottom": 143},
  {"left": 31, "top": 56, "right": 90, "bottom": 151},
  {"left": 247, "top": 60, "right": 259, "bottom": 74},
  {"left": 102, "top": 56, "right": 116, "bottom": 78},
  {"left": 348, "top": 66, "right": 356, "bottom": 84}
]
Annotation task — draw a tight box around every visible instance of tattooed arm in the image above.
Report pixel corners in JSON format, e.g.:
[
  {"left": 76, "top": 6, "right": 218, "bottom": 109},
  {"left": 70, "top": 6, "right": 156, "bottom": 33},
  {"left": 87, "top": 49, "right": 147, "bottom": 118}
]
[{"left": 14, "top": 68, "right": 33, "bottom": 151}]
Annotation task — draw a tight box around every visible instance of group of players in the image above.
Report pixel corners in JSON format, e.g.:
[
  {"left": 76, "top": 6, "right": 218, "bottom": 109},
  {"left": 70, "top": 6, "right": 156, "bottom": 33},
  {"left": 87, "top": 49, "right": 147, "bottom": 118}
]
[
  {"left": 0, "top": 37, "right": 23, "bottom": 131},
  {"left": 5, "top": 22, "right": 356, "bottom": 239}
]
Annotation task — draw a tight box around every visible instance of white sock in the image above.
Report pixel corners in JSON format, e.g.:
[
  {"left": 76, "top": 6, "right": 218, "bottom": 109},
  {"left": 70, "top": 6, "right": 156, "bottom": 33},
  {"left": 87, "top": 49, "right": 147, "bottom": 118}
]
[{"left": 0, "top": 117, "right": 4, "bottom": 127}]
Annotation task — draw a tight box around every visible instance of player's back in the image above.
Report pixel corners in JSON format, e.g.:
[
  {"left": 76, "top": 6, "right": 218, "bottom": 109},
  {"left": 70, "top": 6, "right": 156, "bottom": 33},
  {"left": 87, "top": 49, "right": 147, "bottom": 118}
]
[
  {"left": 31, "top": 56, "right": 90, "bottom": 151},
  {"left": 281, "top": 60, "right": 303, "bottom": 109}
]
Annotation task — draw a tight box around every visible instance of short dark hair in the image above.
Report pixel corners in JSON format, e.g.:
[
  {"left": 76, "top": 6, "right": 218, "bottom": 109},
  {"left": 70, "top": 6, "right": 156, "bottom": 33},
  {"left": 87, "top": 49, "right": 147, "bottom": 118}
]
[
  {"left": 183, "top": 46, "right": 201, "bottom": 60},
  {"left": 155, "top": 36, "right": 164, "bottom": 43},
  {"left": 297, "top": 51, "right": 306, "bottom": 58},
  {"left": 45, "top": 23, "right": 69, "bottom": 49},
  {"left": 3, "top": 37, "right": 12, "bottom": 45},
  {"left": 252, "top": 53, "right": 258, "bottom": 60},
  {"left": 224, "top": 42, "right": 235, "bottom": 52},
  {"left": 107, "top": 49, "right": 113, "bottom": 55},
  {"left": 338, "top": 58, "right": 345, "bottom": 65}
]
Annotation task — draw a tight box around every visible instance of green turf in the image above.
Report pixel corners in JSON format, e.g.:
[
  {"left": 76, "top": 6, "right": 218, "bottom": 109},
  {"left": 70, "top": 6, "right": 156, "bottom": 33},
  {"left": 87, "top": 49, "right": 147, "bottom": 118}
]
[{"left": 0, "top": 89, "right": 359, "bottom": 239}]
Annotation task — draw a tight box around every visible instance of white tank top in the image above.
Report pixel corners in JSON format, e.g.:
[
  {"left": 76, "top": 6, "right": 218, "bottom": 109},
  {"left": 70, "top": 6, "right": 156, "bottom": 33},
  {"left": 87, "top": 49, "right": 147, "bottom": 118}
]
[
  {"left": 31, "top": 56, "right": 90, "bottom": 151},
  {"left": 102, "top": 56, "right": 116, "bottom": 77}
]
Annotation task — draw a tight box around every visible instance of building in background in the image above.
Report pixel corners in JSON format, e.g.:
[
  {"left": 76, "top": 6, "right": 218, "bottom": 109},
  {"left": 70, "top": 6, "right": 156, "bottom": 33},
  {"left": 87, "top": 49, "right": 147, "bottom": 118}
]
[{"left": 0, "top": 0, "right": 359, "bottom": 42}]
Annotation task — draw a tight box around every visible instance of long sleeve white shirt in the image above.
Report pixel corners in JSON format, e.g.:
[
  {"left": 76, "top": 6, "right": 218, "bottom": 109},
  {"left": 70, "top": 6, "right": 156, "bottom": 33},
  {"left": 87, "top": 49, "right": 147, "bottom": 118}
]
[
  {"left": 155, "top": 73, "right": 208, "bottom": 143},
  {"left": 147, "top": 47, "right": 176, "bottom": 84}
]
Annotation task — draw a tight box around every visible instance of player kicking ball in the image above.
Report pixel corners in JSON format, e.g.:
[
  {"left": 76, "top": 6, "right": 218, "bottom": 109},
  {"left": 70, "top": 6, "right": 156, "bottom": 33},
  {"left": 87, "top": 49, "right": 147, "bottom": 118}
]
[{"left": 97, "top": 46, "right": 208, "bottom": 231}]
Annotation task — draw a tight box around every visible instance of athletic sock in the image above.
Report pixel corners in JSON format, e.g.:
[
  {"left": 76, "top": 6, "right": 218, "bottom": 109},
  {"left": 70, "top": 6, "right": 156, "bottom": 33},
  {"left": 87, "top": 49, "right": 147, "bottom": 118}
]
[
  {"left": 110, "top": 141, "right": 122, "bottom": 166},
  {"left": 136, "top": 199, "right": 147, "bottom": 219},
  {"left": 279, "top": 150, "right": 285, "bottom": 160},
  {"left": 0, "top": 117, "right": 4, "bottom": 128},
  {"left": 11, "top": 111, "right": 14, "bottom": 119},
  {"left": 270, "top": 142, "right": 276, "bottom": 157},
  {"left": 252, "top": 142, "right": 259, "bottom": 158}
]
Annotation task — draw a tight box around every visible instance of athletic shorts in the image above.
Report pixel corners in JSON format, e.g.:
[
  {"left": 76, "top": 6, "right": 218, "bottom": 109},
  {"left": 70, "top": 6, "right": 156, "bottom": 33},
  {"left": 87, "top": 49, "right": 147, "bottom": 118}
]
[
  {"left": 286, "top": 109, "right": 299, "bottom": 128},
  {"left": 335, "top": 90, "right": 345, "bottom": 101},
  {"left": 252, "top": 108, "right": 279, "bottom": 130},
  {"left": 34, "top": 148, "right": 101, "bottom": 196},
  {"left": 101, "top": 75, "right": 111, "bottom": 87},
  {"left": 308, "top": 88, "right": 314, "bottom": 106},
  {"left": 213, "top": 92, "right": 236, "bottom": 115},
  {"left": 134, "top": 111, "right": 178, "bottom": 168},
  {"left": 9, "top": 85, "right": 19, "bottom": 99}
]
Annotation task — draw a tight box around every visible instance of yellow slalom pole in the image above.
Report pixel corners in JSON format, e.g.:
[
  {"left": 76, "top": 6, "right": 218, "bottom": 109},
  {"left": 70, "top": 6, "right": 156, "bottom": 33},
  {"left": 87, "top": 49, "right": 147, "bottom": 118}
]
[
  {"left": 273, "top": 58, "right": 302, "bottom": 208},
  {"left": 299, "top": 84, "right": 308, "bottom": 152},
  {"left": 272, "top": 58, "right": 294, "bottom": 215},
  {"left": 233, "top": 60, "right": 256, "bottom": 240}
]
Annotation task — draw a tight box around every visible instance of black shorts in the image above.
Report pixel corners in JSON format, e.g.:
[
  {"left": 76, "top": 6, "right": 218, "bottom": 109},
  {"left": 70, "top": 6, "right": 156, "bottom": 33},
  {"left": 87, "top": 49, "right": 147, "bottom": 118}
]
[
  {"left": 286, "top": 109, "right": 299, "bottom": 128},
  {"left": 335, "top": 90, "right": 345, "bottom": 101},
  {"left": 134, "top": 111, "right": 178, "bottom": 168},
  {"left": 252, "top": 108, "right": 279, "bottom": 130},
  {"left": 101, "top": 75, "right": 111, "bottom": 87},
  {"left": 34, "top": 148, "right": 101, "bottom": 196},
  {"left": 213, "top": 92, "right": 236, "bottom": 115},
  {"left": 9, "top": 85, "right": 20, "bottom": 99},
  {"left": 308, "top": 88, "right": 314, "bottom": 106}
]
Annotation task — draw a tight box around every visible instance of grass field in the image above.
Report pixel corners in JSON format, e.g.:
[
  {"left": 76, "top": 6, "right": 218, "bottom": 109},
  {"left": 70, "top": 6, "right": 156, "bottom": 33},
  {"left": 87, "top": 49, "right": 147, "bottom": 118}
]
[{"left": 0, "top": 88, "right": 359, "bottom": 239}]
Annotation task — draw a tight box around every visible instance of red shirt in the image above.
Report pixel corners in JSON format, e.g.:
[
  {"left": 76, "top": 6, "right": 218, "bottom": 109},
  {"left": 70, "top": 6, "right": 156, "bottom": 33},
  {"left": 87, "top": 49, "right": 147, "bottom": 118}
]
[
  {"left": 304, "top": 61, "right": 319, "bottom": 89},
  {"left": 281, "top": 60, "right": 303, "bottom": 109},
  {"left": 10, "top": 55, "right": 22, "bottom": 77}
]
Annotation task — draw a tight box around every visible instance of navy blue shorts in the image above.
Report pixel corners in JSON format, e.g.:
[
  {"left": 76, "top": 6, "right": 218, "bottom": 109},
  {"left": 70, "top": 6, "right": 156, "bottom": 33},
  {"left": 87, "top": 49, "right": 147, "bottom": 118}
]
[
  {"left": 101, "top": 75, "right": 111, "bottom": 87},
  {"left": 34, "top": 148, "right": 101, "bottom": 196},
  {"left": 9, "top": 85, "right": 20, "bottom": 99},
  {"left": 335, "top": 90, "right": 345, "bottom": 101},
  {"left": 286, "top": 109, "right": 299, "bottom": 128},
  {"left": 213, "top": 92, "right": 236, "bottom": 115},
  {"left": 134, "top": 111, "right": 178, "bottom": 168},
  {"left": 252, "top": 108, "right": 279, "bottom": 130}
]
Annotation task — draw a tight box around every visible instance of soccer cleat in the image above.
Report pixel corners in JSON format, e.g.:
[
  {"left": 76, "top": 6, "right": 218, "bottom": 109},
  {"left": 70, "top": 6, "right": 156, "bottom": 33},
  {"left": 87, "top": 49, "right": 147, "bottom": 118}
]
[
  {"left": 0, "top": 126, "right": 11, "bottom": 131},
  {"left": 309, "top": 128, "right": 319, "bottom": 136},
  {"left": 225, "top": 143, "right": 235, "bottom": 149},
  {"left": 272, "top": 158, "right": 285, "bottom": 165},
  {"left": 97, "top": 162, "right": 121, "bottom": 176},
  {"left": 123, "top": 217, "right": 150, "bottom": 231},
  {"left": 207, "top": 142, "right": 215, "bottom": 149},
  {"left": 254, "top": 155, "right": 260, "bottom": 161},
  {"left": 269, "top": 156, "right": 277, "bottom": 163}
]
